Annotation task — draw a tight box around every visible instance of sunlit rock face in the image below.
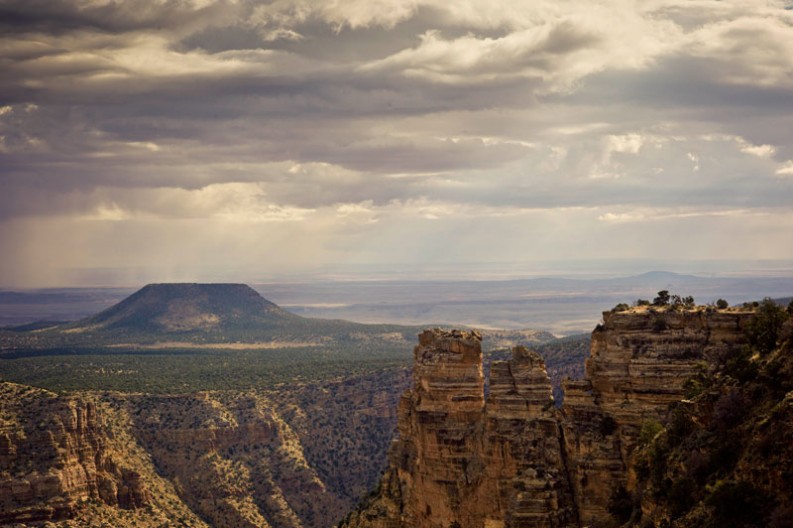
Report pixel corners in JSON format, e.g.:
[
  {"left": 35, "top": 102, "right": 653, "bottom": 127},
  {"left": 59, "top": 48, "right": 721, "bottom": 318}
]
[
  {"left": 479, "top": 346, "right": 575, "bottom": 528},
  {"left": 0, "top": 384, "right": 150, "bottom": 525},
  {"left": 0, "top": 370, "right": 409, "bottom": 528},
  {"left": 342, "top": 329, "right": 575, "bottom": 528},
  {"left": 343, "top": 308, "right": 755, "bottom": 528},
  {"left": 394, "top": 329, "right": 487, "bottom": 527}
]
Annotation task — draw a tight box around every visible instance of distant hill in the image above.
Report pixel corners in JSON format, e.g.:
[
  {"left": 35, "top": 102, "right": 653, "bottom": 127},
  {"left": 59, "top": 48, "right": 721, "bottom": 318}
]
[
  {"left": 0, "top": 283, "right": 432, "bottom": 351},
  {"left": 630, "top": 270, "right": 698, "bottom": 281},
  {"left": 0, "top": 283, "right": 565, "bottom": 393},
  {"left": 72, "top": 283, "right": 297, "bottom": 334}
]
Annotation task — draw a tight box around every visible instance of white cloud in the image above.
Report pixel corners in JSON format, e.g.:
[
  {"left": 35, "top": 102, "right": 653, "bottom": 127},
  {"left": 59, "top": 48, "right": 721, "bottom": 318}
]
[
  {"left": 681, "top": 13, "right": 793, "bottom": 88},
  {"left": 249, "top": 0, "right": 420, "bottom": 32},
  {"left": 358, "top": 8, "right": 677, "bottom": 92},
  {"left": 607, "top": 134, "right": 644, "bottom": 155},
  {"left": 741, "top": 143, "right": 776, "bottom": 158},
  {"left": 598, "top": 207, "right": 762, "bottom": 224},
  {"left": 687, "top": 152, "right": 700, "bottom": 171},
  {"left": 777, "top": 161, "right": 793, "bottom": 176},
  {"left": 335, "top": 201, "right": 379, "bottom": 224}
]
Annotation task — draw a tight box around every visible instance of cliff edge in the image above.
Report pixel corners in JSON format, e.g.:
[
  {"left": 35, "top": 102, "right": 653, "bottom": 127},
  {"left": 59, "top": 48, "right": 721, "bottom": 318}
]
[{"left": 342, "top": 304, "right": 785, "bottom": 528}]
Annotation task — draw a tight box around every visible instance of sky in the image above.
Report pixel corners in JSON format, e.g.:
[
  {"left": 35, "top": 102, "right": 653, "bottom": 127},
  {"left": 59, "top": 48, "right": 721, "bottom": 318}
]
[{"left": 1, "top": 0, "right": 793, "bottom": 287}]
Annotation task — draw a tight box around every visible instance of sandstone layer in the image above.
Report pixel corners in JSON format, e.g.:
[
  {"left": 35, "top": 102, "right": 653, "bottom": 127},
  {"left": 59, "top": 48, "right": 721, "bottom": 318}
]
[
  {"left": 344, "top": 307, "right": 756, "bottom": 528},
  {"left": 562, "top": 308, "right": 754, "bottom": 525},
  {"left": 343, "top": 329, "right": 575, "bottom": 528}
]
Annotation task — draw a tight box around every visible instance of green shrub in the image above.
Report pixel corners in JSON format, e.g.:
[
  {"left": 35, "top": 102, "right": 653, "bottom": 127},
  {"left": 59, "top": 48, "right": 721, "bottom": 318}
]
[
  {"left": 653, "top": 290, "right": 671, "bottom": 306},
  {"left": 666, "top": 408, "right": 695, "bottom": 446},
  {"left": 706, "top": 440, "right": 741, "bottom": 477},
  {"left": 639, "top": 419, "right": 664, "bottom": 446},
  {"left": 711, "top": 390, "right": 748, "bottom": 431},
  {"left": 747, "top": 299, "right": 787, "bottom": 356},
  {"left": 683, "top": 363, "right": 712, "bottom": 399},
  {"left": 723, "top": 346, "right": 759, "bottom": 383}
]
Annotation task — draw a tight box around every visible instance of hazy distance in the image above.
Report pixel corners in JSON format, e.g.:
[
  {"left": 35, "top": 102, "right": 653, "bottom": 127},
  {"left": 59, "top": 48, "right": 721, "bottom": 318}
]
[{"left": 4, "top": 270, "right": 793, "bottom": 334}]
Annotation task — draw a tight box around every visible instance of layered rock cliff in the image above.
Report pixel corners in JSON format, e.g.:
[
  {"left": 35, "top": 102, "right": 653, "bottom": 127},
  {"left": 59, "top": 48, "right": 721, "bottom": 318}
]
[
  {"left": 342, "top": 329, "right": 576, "bottom": 528},
  {"left": 0, "top": 368, "right": 409, "bottom": 528},
  {"left": 4, "top": 302, "right": 784, "bottom": 528},
  {"left": 479, "top": 344, "right": 575, "bottom": 528},
  {"left": 343, "top": 306, "right": 759, "bottom": 528},
  {"left": 558, "top": 307, "right": 756, "bottom": 525},
  {"left": 0, "top": 383, "right": 166, "bottom": 526},
  {"left": 631, "top": 300, "right": 793, "bottom": 527}
]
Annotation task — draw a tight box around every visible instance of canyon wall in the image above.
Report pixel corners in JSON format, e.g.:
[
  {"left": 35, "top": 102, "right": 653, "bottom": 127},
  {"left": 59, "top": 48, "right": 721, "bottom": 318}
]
[
  {"left": 0, "top": 306, "right": 762, "bottom": 527},
  {"left": 344, "top": 307, "right": 755, "bottom": 528},
  {"left": 0, "top": 383, "right": 157, "bottom": 525},
  {"left": 0, "top": 368, "right": 408, "bottom": 528},
  {"left": 562, "top": 308, "right": 753, "bottom": 525}
]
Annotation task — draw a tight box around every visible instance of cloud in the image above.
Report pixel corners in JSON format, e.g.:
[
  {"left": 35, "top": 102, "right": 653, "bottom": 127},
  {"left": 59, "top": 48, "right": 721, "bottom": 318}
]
[
  {"left": 1, "top": 0, "right": 793, "bottom": 286},
  {"left": 681, "top": 13, "right": 793, "bottom": 88},
  {"left": 248, "top": 0, "right": 420, "bottom": 33},
  {"left": 777, "top": 161, "right": 793, "bottom": 177}
]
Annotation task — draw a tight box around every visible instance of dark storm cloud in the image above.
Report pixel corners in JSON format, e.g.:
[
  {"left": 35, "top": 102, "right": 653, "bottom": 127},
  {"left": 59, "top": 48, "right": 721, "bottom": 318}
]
[
  {"left": 1, "top": 0, "right": 792, "bottom": 286},
  {"left": 0, "top": 0, "right": 238, "bottom": 34}
]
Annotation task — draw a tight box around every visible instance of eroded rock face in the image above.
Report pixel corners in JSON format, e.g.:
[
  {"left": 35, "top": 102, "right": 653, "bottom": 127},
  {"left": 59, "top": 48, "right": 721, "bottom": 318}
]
[
  {"left": 0, "top": 368, "right": 408, "bottom": 528},
  {"left": 393, "top": 329, "right": 485, "bottom": 527},
  {"left": 131, "top": 391, "right": 348, "bottom": 528},
  {"left": 478, "top": 346, "right": 575, "bottom": 528},
  {"left": 345, "top": 309, "right": 756, "bottom": 528},
  {"left": 343, "top": 330, "right": 576, "bottom": 528},
  {"left": 587, "top": 309, "right": 752, "bottom": 431},
  {"left": 0, "top": 384, "right": 150, "bottom": 525},
  {"left": 562, "top": 308, "right": 754, "bottom": 525}
]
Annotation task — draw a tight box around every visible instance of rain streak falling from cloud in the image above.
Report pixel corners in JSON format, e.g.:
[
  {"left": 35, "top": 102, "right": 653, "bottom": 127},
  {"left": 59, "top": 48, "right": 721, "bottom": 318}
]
[{"left": 1, "top": 0, "right": 793, "bottom": 286}]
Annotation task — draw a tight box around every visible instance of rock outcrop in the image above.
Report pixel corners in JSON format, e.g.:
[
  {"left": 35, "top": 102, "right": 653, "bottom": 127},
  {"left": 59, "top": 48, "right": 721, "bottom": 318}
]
[
  {"left": 562, "top": 307, "right": 753, "bottom": 525},
  {"left": 478, "top": 345, "right": 575, "bottom": 528},
  {"left": 0, "top": 367, "right": 408, "bottom": 528},
  {"left": 390, "top": 329, "right": 486, "bottom": 527},
  {"left": 0, "top": 384, "right": 150, "bottom": 525},
  {"left": 344, "top": 307, "right": 757, "bottom": 528},
  {"left": 343, "top": 329, "right": 575, "bottom": 528}
]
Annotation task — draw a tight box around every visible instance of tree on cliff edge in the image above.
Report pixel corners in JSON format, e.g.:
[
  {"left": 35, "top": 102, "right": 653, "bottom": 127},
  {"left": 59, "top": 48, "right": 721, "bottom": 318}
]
[{"left": 653, "top": 290, "right": 671, "bottom": 306}]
